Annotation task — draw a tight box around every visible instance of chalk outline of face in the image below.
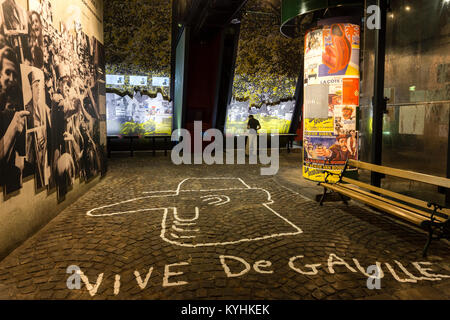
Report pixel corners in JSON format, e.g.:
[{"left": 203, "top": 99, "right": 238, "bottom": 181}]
[{"left": 86, "top": 178, "right": 303, "bottom": 247}]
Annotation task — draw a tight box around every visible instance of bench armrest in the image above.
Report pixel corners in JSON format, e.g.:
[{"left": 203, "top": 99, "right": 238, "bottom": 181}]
[
  {"left": 427, "top": 202, "right": 448, "bottom": 221},
  {"left": 427, "top": 202, "right": 444, "bottom": 211},
  {"left": 321, "top": 160, "right": 350, "bottom": 184},
  {"left": 322, "top": 170, "right": 341, "bottom": 184}
]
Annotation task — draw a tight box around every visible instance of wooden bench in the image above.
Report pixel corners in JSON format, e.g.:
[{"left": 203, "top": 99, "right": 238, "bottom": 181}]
[
  {"left": 107, "top": 135, "right": 172, "bottom": 157},
  {"left": 318, "top": 159, "right": 450, "bottom": 257}
]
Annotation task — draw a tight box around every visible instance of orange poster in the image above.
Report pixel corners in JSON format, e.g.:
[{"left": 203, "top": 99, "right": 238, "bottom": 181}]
[{"left": 342, "top": 78, "right": 359, "bottom": 106}]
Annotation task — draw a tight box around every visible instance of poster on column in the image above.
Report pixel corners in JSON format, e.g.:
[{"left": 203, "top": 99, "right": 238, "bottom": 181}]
[
  {"left": 303, "top": 21, "right": 360, "bottom": 182},
  {"left": 304, "top": 133, "right": 358, "bottom": 166},
  {"left": 0, "top": 0, "right": 106, "bottom": 201}
]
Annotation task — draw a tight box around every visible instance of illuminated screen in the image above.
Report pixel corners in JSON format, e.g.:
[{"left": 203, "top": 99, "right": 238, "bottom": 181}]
[
  {"left": 225, "top": 0, "right": 302, "bottom": 135},
  {"left": 173, "top": 28, "right": 187, "bottom": 135},
  {"left": 106, "top": 92, "right": 172, "bottom": 136},
  {"left": 105, "top": 0, "right": 172, "bottom": 135},
  {"left": 129, "top": 76, "right": 148, "bottom": 86},
  {"left": 106, "top": 75, "right": 125, "bottom": 85},
  {"left": 153, "top": 77, "right": 170, "bottom": 87}
]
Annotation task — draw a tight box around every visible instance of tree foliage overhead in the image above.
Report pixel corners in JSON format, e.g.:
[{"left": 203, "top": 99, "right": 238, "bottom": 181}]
[
  {"left": 104, "top": 0, "right": 172, "bottom": 95},
  {"left": 233, "top": 0, "right": 303, "bottom": 107},
  {"left": 104, "top": 0, "right": 171, "bottom": 72}
]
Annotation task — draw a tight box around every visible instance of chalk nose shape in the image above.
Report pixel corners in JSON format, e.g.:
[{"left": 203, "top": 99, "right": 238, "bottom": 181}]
[{"left": 173, "top": 207, "right": 199, "bottom": 222}]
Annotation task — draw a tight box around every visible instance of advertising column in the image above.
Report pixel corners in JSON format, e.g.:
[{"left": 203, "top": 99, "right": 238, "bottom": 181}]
[{"left": 303, "top": 20, "right": 360, "bottom": 182}]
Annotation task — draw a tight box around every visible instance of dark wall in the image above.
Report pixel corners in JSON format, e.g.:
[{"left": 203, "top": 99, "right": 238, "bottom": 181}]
[
  {"left": 215, "top": 25, "right": 241, "bottom": 132},
  {"left": 185, "top": 32, "right": 223, "bottom": 131}
]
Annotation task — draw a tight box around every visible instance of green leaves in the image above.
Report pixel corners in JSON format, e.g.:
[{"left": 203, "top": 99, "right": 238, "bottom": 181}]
[
  {"left": 119, "top": 121, "right": 145, "bottom": 135},
  {"left": 143, "top": 119, "right": 156, "bottom": 134},
  {"left": 233, "top": 0, "right": 303, "bottom": 108},
  {"left": 104, "top": 0, "right": 172, "bottom": 81}
]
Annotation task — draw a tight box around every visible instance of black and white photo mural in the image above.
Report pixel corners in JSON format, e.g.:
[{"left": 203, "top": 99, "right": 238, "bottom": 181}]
[{"left": 0, "top": 0, "right": 106, "bottom": 201}]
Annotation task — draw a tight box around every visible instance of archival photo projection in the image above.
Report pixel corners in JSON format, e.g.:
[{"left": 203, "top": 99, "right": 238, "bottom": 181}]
[
  {"left": 0, "top": 0, "right": 106, "bottom": 200},
  {"left": 104, "top": 0, "right": 173, "bottom": 136},
  {"left": 106, "top": 91, "right": 172, "bottom": 136},
  {"left": 225, "top": 0, "right": 302, "bottom": 135}
]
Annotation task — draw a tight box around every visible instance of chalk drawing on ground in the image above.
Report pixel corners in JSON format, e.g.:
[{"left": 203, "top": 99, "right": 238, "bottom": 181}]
[{"left": 87, "top": 178, "right": 303, "bottom": 247}]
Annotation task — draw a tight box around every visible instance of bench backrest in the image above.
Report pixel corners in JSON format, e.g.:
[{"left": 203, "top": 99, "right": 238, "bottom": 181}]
[
  {"left": 347, "top": 159, "right": 450, "bottom": 189},
  {"left": 342, "top": 160, "right": 450, "bottom": 217}
]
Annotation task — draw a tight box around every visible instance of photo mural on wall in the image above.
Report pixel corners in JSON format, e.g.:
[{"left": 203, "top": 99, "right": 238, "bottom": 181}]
[
  {"left": 104, "top": 0, "right": 172, "bottom": 136},
  {"left": 0, "top": 0, "right": 106, "bottom": 201},
  {"left": 225, "top": 0, "right": 303, "bottom": 135}
]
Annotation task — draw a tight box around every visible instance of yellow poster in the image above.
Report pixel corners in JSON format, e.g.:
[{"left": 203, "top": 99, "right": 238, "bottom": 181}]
[
  {"left": 304, "top": 117, "right": 334, "bottom": 132},
  {"left": 302, "top": 166, "right": 341, "bottom": 183}
]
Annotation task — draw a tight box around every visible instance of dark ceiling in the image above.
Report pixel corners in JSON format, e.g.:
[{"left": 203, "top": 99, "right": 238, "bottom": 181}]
[{"left": 175, "top": 0, "right": 249, "bottom": 39}]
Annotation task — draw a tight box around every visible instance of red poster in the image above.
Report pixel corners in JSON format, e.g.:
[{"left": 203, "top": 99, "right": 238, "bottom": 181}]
[{"left": 342, "top": 78, "right": 359, "bottom": 106}]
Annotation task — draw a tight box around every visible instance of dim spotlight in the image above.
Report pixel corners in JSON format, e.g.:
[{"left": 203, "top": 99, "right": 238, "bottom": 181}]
[{"left": 405, "top": 6, "right": 411, "bottom": 11}]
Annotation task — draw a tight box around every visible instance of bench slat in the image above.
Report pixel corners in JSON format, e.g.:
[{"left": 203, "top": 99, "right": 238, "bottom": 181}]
[
  {"left": 321, "top": 183, "right": 427, "bottom": 226},
  {"left": 347, "top": 160, "right": 450, "bottom": 189},
  {"left": 339, "top": 183, "right": 447, "bottom": 223},
  {"left": 341, "top": 177, "right": 450, "bottom": 217}
]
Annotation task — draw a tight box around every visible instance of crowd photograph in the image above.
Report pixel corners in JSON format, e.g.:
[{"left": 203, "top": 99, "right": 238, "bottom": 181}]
[{"left": 0, "top": 0, "right": 106, "bottom": 200}]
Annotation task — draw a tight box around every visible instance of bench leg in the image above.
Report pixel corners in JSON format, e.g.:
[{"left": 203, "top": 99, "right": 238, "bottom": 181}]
[
  {"left": 339, "top": 193, "right": 349, "bottom": 205},
  {"left": 319, "top": 188, "right": 328, "bottom": 206},
  {"left": 422, "top": 226, "right": 434, "bottom": 258}
]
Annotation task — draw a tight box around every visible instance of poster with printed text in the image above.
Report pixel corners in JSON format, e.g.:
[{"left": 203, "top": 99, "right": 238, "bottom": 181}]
[{"left": 303, "top": 20, "right": 360, "bottom": 182}]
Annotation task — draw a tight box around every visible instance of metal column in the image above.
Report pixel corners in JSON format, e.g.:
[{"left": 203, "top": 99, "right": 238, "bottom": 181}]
[{"left": 370, "top": 0, "right": 388, "bottom": 188}]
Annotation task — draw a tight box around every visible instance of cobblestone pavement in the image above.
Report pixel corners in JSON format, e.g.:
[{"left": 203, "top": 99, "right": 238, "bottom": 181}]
[{"left": 0, "top": 152, "right": 449, "bottom": 300}]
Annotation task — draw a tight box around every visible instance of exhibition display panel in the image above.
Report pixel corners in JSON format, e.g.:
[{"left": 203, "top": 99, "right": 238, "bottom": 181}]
[
  {"left": 224, "top": 0, "right": 302, "bottom": 135},
  {"left": 104, "top": 0, "right": 173, "bottom": 137},
  {"left": 0, "top": 0, "right": 106, "bottom": 200}
]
